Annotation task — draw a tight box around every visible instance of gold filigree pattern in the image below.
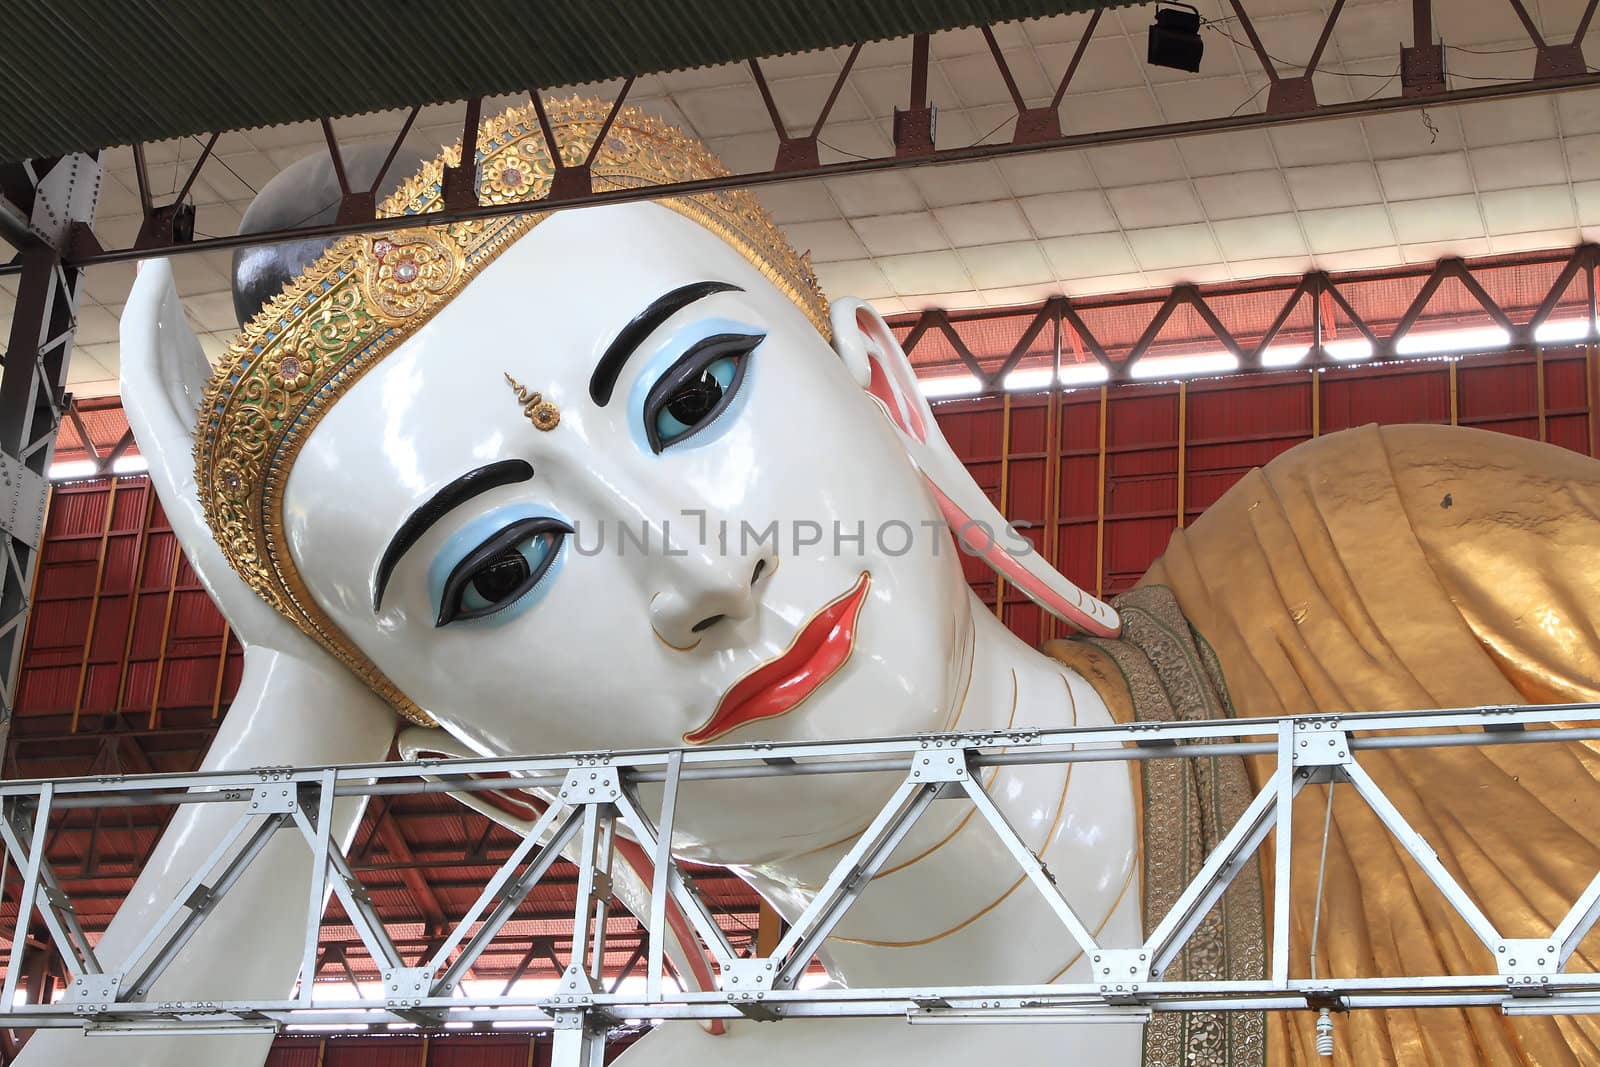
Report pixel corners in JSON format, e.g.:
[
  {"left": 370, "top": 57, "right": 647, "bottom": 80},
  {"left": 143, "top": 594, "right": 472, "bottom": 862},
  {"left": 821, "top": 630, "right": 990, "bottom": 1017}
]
[{"left": 193, "top": 98, "right": 832, "bottom": 725}]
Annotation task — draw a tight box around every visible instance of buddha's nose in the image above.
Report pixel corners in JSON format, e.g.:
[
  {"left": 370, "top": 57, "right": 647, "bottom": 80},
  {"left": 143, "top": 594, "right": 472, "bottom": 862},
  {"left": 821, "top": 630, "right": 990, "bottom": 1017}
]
[{"left": 650, "top": 553, "right": 774, "bottom": 649}]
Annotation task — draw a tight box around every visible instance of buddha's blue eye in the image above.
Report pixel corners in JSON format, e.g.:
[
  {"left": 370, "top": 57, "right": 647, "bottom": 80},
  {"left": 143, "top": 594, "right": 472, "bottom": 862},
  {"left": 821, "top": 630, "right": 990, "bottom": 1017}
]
[
  {"left": 643, "top": 332, "right": 761, "bottom": 452},
  {"left": 436, "top": 516, "right": 570, "bottom": 626}
]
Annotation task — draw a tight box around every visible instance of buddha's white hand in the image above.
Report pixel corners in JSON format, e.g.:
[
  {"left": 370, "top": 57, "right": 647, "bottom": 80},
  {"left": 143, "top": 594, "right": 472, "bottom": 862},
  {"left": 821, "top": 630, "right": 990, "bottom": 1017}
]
[{"left": 119, "top": 259, "right": 327, "bottom": 657}]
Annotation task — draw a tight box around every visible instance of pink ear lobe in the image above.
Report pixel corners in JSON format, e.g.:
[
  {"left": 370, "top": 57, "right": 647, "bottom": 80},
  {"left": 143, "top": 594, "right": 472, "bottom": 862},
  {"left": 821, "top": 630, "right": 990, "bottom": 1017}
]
[
  {"left": 835, "top": 297, "right": 1122, "bottom": 638},
  {"left": 866, "top": 355, "right": 927, "bottom": 442},
  {"left": 927, "top": 481, "right": 1119, "bottom": 638},
  {"left": 857, "top": 309, "right": 927, "bottom": 442}
]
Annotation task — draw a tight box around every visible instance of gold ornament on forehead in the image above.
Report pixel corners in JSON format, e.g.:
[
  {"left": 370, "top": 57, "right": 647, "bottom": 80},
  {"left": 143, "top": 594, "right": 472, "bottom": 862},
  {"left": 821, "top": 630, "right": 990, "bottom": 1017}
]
[
  {"left": 504, "top": 373, "right": 560, "bottom": 431},
  {"left": 192, "top": 97, "right": 831, "bottom": 727}
]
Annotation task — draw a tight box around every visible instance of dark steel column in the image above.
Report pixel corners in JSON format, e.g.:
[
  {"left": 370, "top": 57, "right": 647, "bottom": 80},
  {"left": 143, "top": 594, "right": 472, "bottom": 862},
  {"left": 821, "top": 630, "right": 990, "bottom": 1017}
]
[{"left": 0, "top": 153, "right": 101, "bottom": 749}]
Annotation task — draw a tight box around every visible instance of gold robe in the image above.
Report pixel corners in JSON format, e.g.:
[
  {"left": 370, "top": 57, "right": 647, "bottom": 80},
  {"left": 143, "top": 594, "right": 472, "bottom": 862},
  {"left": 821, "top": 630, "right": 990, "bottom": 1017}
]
[{"left": 1139, "top": 423, "right": 1600, "bottom": 1065}]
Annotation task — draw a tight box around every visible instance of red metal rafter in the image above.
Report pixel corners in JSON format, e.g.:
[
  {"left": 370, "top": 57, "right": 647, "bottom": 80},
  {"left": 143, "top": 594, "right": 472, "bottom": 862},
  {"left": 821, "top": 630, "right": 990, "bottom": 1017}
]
[
  {"left": 898, "top": 245, "right": 1598, "bottom": 388},
  {"left": 374, "top": 816, "right": 448, "bottom": 936},
  {"left": 749, "top": 45, "right": 862, "bottom": 171}
]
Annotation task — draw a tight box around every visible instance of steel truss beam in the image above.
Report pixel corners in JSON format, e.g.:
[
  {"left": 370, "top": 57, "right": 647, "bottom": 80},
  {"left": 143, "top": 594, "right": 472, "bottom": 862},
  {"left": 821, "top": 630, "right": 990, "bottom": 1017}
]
[
  {"left": 0, "top": 156, "right": 101, "bottom": 754},
  {"left": 3, "top": 6, "right": 1600, "bottom": 273},
  {"left": 899, "top": 244, "right": 1600, "bottom": 390},
  {"left": 0, "top": 705, "right": 1598, "bottom": 1064}
]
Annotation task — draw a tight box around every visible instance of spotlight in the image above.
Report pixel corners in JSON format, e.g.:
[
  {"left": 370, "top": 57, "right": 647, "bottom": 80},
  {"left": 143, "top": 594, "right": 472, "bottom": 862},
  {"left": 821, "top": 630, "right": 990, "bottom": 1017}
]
[
  {"left": 1148, "top": 2, "right": 1204, "bottom": 73},
  {"left": 171, "top": 200, "right": 197, "bottom": 244}
]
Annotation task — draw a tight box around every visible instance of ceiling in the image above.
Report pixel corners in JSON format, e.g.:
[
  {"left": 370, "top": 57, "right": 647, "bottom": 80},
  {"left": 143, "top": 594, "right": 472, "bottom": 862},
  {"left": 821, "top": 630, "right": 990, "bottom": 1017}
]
[
  {"left": 0, "top": 0, "right": 1130, "bottom": 165},
  {"left": 5, "top": 0, "right": 1600, "bottom": 399}
]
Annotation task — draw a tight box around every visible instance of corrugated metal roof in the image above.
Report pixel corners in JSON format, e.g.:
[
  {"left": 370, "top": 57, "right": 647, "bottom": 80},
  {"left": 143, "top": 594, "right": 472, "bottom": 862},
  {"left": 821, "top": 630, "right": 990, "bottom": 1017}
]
[{"left": 1, "top": 0, "right": 1125, "bottom": 165}]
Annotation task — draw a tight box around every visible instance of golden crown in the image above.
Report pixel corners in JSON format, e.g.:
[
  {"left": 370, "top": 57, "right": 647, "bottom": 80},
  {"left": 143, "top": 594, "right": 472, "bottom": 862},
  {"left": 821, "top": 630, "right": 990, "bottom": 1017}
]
[{"left": 194, "top": 98, "right": 831, "bottom": 725}]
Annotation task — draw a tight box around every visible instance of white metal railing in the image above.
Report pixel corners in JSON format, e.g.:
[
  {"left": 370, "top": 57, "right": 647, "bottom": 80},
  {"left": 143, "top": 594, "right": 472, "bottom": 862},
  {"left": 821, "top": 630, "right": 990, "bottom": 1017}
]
[{"left": 3, "top": 703, "right": 1600, "bottom": 1065}]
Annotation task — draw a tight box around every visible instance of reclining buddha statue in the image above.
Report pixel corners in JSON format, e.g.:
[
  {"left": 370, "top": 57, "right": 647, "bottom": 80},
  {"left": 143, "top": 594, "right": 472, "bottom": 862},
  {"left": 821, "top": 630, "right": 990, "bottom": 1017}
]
[{"left": 23, "top": 99, "right": 1600, "bottom": 1067}]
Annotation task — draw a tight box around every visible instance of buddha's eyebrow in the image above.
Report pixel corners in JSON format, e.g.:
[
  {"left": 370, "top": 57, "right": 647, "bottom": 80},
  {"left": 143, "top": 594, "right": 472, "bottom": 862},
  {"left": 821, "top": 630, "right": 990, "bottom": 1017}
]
[
  {"left": 589, "top": 281, "right": 743, "bottom": 406},
  {"left": 373, "top": 459, "right": 533, "bottom": 612}
]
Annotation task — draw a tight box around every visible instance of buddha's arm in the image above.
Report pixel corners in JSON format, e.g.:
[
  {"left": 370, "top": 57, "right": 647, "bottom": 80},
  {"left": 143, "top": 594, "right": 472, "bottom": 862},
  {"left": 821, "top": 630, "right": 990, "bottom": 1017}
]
[{"left": 14, "top": 647, "right": 396, "bottom": 1067}]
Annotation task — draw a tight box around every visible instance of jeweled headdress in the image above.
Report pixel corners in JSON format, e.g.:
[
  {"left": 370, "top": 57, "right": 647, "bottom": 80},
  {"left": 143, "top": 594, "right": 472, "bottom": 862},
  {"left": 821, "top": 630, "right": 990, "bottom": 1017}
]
[{"left": 195, "top": 99, "right": 830, "bottom": 725}]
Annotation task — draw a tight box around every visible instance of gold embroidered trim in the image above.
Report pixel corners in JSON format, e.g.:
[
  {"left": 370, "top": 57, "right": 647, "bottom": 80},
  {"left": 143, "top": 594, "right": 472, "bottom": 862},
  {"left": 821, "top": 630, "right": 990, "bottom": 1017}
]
[{"left": 1076, "top": 585, "right": 1267, "bottom": 1067}]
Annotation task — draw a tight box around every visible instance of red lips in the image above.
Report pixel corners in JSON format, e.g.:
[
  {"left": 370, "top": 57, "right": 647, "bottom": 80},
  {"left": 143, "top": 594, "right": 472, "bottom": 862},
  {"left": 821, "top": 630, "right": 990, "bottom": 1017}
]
[{"left": 683, "top": 571, "right": 871, "bottom": 745}]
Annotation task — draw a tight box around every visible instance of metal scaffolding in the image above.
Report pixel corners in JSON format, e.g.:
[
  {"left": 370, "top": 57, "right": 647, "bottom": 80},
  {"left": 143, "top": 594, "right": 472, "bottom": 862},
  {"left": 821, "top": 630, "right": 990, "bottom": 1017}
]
[{"left": 1, "top": 704, "right": 1598, "bottom": 1065}]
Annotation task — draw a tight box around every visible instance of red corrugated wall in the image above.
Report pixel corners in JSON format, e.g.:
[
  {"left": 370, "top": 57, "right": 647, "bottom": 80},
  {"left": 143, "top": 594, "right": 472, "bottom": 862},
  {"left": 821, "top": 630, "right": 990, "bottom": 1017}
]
[
  {"left": 931, "top": 346, "right": 1598, "bottom": 645},
  {"left": 17, "top": 477, "right": 243, "bottom": 744}
]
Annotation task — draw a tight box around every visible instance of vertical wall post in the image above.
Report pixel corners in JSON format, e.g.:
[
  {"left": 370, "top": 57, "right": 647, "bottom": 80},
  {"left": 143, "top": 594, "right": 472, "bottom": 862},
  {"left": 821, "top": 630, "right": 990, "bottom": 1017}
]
[
  {"left": 994, "top": 393, "right": 1012, "bottom": 621},
  {"left": 1175, "top": 381, "right": 1188, "bottom": 530},
  {"left": 1535, "top": 344, "right": 1548, "bottom": 441},
  {"left": 1042, "top": 309, "right": 1063, "bottom": 643},
  {"left": 1094, "top": 385, "right": 1108, "bottom": 598},
  {"left": 1448, "top": 359, "right": 1459, "bottom": 426}
]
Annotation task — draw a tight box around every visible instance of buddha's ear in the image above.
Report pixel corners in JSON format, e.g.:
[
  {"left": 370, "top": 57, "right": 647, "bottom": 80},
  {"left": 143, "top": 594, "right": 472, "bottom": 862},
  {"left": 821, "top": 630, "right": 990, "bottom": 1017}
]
[
  {"left": 121, "top": 260, "right": 335, "bottom": 652},
  {"left": 829, "top": 298, "right": 1121, "bottom": 638}
]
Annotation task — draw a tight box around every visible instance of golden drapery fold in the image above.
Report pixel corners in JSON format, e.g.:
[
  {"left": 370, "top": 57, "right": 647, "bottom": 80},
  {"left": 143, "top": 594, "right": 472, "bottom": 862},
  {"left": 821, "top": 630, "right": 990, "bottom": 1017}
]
[{"left": 1140, "top": 423, "right": 1600, "bottom": 1066}]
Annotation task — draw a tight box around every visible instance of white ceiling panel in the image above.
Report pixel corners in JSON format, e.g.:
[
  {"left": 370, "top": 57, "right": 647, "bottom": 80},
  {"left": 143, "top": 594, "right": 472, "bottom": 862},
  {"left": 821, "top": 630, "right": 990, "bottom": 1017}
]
[
  {"left": 823, "top": 172, "right": 925, "bottom": 216},
  {"left": 1150, "top": 76, "right": 1258, "bottom": 125},
  {"left": 942, "top": 50, "right": 1053, "bottom": 109},
  {"left": 1019, "top": 190, "right": 1119, "bottom": 237},
  {"left": 811, "top": 259, "right": 894, "bottom": 300},
  {"left": 960, "top": 241, "right": 1055, "bottom": 288},
  {"left": 903, "top": 160, "right": 1002, "bottom": 207},
  {"left": 1192, "top": 171, "right": 1295, "bottom": 219},
  {"left": 754, "top": 181, "right": 840, "bottom": 224},
  {"left": 1376, "top": 154, "right": 1473, "bottom": 201},
  {"left": 782, "top": 220, "right": 867, "bottom": 263},
  {"left": 1268, "top": 118, "right": 1371, "bottom": 166},
  {"left": 1470, "top": 140, "right": 1567, "bottom": 192},
  {"left": 877, "top": 250, "right": 974, "bottom": 295},
  {"left": 1479, "top": 184, "right": 1576, "bottom": 234},
  {"left": 1038, "top": 35, "right": 1146, "bottom": 93},
  {"left": 1108, "top": 179, "right": 1205, "bottom": 228},
  {"left": 1126, "top": 222, "right": 1222, "bottom": 270},
  {"left": 1085, "top": 140, "right": 1188, "bottom": 186},
  {"left": 1041, "top": 232, "right": 1140, "bottom": 279},
  {"left": 1177, "top": 130, "right": 1280, "bottom": 176},
  {"left": 1563, "top": 132, "right": 1600, "bottom": 181},
  {"left": 1068, "top": 87, "right": 1163, "bottom": 134},
  {"left": 993, "top": 150, "right": 1100, "bottom": 195},
  {"left": 1459, "top": 96, "right": 1560, "bottom": 147},
  {"left": 1212, "top": 214, "right": 1309, "bottom": 260},
  {"left": 851, "top": 212, "right": 949, "bottom": 256},
  {"left": 1389, "top": 194, "right": 1486, "bottom": 244},
  {"left": 934, "top": 201, "right": 1034, "bottom": 245},
  {"left": 1285, "top": 161, "right": 1382, "bottom": 209},
  {"left": 1300, "top": 204, "right": 1397, "bottom": 253},
  {"left": 1571, "top": 179, "right": 1600, "bottom": 225},
  {"left": 1556, "top": 87, "right": 1600, "bottom": 135},
  {"left": 1489, "top": 226, "right": 1585, "bottom": 254}
]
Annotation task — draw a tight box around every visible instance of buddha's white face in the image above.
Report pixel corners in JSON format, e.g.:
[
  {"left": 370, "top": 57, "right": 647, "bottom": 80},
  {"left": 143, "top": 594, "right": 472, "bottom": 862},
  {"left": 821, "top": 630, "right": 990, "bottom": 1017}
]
[{"left": 283, "top": 202, "right": 974, "bottom": 860}]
